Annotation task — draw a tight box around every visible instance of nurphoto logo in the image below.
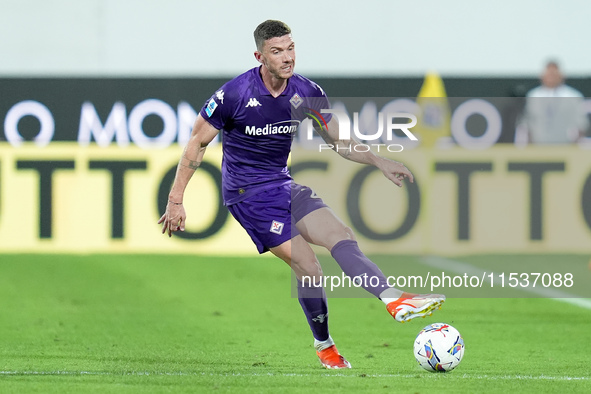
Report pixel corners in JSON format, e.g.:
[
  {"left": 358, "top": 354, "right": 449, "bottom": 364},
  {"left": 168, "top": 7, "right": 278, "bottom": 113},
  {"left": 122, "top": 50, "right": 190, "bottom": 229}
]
[{"left": 304, "top": 108, "right": 418, "bottom": 153}]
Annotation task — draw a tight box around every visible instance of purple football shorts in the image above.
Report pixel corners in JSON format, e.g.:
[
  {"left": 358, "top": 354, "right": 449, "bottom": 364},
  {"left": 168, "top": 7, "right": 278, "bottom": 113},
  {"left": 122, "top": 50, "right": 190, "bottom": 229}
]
[{"left": 227, "top": 183, "right": 327, "bottom": 254}]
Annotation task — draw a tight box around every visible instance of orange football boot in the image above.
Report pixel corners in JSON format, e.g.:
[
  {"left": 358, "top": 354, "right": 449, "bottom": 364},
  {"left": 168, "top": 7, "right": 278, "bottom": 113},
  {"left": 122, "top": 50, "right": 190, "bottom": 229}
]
[
  {"left": 316, "top": 345, "right": 352, "bottom": 369},
  {"left": 386, "top": 292, "right": 445, "bottom": 323}
]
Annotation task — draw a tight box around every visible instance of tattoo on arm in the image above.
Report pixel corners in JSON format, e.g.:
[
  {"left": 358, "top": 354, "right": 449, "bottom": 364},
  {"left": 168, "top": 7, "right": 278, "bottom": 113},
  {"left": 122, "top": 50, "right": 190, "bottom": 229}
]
[
  {"left": 179, "top": 156, "right": 201, "bottom": 170},
  {"left": 335, "top": 140, "right": 353, "bottom": 158}
]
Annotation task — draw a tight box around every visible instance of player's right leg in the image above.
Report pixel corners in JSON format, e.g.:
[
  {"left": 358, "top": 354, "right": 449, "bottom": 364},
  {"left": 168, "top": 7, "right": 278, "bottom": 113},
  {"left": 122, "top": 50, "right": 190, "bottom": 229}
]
[{"left": 271, "top": 237, "right": 351, "bottom": 369}]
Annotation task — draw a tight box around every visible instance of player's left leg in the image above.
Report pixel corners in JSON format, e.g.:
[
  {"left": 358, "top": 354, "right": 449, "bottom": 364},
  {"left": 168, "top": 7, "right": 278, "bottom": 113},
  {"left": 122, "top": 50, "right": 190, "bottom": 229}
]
[{"left": 296, "top": 207, "right": 445, "bottom": 322}]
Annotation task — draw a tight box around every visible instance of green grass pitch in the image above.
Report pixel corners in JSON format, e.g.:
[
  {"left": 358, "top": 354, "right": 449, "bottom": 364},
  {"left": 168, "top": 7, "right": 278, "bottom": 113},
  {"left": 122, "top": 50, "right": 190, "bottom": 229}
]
[{"left": 0, "top": 254, "right": 589, "bottom": 393}]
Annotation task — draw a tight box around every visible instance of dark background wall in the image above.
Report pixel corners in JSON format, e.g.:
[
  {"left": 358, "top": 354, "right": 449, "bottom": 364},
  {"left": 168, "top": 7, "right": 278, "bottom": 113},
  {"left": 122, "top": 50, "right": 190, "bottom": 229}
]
[{"left": 2, "top": 77, "right": 590, "bottom": 142}]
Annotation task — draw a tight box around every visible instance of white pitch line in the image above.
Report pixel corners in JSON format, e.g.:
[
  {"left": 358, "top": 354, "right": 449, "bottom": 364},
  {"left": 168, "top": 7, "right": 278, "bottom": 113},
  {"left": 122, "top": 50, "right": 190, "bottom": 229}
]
[
  {"left": 419, "top": 255, "right": 591, "bottom": 310},
  {"left": 0, "top": 371, "right": 588, "bottom": 380}
]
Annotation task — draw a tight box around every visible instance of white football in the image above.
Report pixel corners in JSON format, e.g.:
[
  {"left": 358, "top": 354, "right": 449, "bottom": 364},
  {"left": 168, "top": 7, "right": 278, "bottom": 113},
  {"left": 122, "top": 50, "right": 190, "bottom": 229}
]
[{"left": 413, "top": 323, "right": 464, "bottom": 372}]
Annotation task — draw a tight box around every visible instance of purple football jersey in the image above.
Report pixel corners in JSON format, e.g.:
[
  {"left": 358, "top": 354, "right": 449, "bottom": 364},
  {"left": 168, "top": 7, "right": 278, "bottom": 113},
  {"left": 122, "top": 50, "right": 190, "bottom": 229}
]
[{"left": 199, "top": 66, "right": 330, "bottom": 205}]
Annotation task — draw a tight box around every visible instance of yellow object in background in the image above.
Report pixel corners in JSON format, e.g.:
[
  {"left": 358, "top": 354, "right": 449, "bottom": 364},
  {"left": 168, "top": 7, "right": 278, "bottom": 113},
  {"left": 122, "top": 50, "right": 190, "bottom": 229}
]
[{"left": 414, "top": 71, "right": 452, "bottom": 147}]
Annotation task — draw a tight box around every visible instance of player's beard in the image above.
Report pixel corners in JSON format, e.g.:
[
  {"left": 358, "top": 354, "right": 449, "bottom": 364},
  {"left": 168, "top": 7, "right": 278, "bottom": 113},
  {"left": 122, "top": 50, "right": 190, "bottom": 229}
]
[
  {"left": 268, "top": 60, "right": 294, "bottom": 80},
  {"left": 278, "top": 62, "right": 294, "bottom": 78}
]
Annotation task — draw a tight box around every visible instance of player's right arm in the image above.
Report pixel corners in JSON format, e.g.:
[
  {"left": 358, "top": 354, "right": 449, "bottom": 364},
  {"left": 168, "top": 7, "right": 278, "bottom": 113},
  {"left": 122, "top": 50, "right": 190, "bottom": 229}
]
[{"left": 158, "top": 114, "right": 220, "bottom": 237}]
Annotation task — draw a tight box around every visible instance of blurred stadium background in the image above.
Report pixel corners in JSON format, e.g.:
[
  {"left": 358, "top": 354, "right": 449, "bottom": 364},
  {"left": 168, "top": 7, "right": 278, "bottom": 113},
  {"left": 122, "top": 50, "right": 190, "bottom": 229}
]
[
  {"left": 1, "top": 0, "right": 590, "bottom": 255},
  {"left": 1, "top": 1, "right": 590, "bottom": 392}
]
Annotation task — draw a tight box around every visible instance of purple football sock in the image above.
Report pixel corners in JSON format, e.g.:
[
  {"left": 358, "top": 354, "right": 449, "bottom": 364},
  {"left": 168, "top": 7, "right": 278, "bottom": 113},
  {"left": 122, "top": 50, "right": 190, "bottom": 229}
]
[
  {"left": 297, "top": 280, "right": 329, "bottom": 342},
  {"left": 330, "top": 239, "right": 389, "bottom": 298}
]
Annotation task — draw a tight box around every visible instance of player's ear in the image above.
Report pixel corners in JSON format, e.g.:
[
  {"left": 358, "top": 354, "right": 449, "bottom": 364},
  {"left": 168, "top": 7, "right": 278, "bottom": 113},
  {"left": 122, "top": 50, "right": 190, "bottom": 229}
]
[{"left": 254, "top": 51, "right": 264, "bottom": 64}]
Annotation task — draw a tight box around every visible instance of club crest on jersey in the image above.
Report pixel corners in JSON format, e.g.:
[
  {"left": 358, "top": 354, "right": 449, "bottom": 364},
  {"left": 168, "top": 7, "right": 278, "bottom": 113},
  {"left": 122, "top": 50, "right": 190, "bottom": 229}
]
[
  {"left": 205, "top": 98, "right": 218, "bottom": 117},
  {"left": 290, "top": 93, "right": 303, "bottom": 109},
  {"left": 270, "top": 220, "right": 284, "bottom": 235},
  {"left": 245, "top": 98, "right": 262, "bottom": 108},
  {"left": 216, "top": 89, "right": 224, "bottom": 104}
]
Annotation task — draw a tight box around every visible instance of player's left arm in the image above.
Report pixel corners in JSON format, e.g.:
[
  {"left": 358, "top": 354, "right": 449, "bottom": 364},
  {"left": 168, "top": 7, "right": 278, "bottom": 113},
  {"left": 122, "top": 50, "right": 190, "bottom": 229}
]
[{"left": 315, "top": 117, "right": 413, "bottom": 187}]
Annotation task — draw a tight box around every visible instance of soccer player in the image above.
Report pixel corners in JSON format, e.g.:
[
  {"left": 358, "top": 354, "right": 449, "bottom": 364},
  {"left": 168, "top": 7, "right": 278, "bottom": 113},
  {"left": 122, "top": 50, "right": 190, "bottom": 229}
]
[{"left": 158, "top": 20, "right": 445, "bottom": 369}]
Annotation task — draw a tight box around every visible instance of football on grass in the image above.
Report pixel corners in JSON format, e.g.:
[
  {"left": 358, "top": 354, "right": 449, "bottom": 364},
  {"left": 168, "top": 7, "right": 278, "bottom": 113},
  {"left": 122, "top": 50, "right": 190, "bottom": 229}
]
[{"left": 413, "top": 323, "right": 464, "bottom": 372}]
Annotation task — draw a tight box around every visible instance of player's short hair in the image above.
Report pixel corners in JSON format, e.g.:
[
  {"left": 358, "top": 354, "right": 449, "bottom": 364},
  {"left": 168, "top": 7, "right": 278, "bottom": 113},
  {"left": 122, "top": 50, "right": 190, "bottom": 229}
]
[{"left": 254, "top": 20, "right": 291, "bottom": 51}]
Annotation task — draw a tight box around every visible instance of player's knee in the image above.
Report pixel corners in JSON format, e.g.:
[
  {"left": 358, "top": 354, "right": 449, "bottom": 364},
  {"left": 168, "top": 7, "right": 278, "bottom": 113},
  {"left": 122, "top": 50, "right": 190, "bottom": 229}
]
[
  {"left": 311, "top": 225, "right": 355, "bottom": 251},
  {"left": 303, "top": 262, "right": 323, "bottom": 278},
  {"left": 325, "top": 225, "right": 356, "bottom": 248},
  {"left": 292, "top": 258, "right": 323, "bottom": 278},
  {"left": 343, "top": 226, "right": 356, "bottom": 241}
]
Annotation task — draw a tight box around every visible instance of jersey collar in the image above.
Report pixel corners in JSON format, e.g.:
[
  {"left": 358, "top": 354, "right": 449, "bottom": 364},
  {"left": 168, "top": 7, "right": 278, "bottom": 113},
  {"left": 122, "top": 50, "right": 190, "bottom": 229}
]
[{"left": 254, "top": 66, "right": 292, "bottom": 97}]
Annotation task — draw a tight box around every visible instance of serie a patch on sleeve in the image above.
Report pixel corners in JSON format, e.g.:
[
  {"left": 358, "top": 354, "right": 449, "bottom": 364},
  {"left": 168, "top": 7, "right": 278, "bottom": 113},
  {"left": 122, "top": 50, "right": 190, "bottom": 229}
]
[{"left": 205, "top": 99, "right": 218, "bottom": 117}]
